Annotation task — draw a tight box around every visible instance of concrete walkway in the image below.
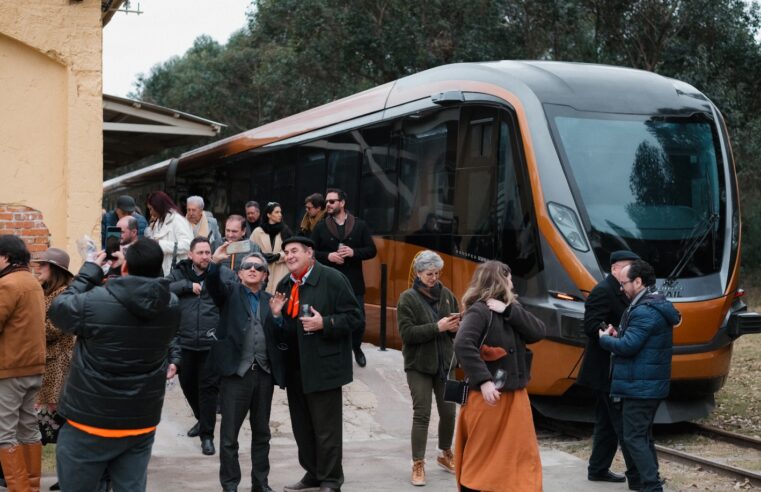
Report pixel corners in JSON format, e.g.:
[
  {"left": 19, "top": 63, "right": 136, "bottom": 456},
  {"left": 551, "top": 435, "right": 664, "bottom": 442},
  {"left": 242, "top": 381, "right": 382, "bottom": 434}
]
[{"left": 39, "top": 344, "right": 642, "bottom": 491}]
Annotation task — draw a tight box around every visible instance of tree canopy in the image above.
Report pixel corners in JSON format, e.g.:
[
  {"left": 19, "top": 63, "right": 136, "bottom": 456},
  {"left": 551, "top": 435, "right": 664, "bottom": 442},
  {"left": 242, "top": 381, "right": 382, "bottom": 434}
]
[{"left": 132, "top": 0, "right": 761, "bottom": 267}]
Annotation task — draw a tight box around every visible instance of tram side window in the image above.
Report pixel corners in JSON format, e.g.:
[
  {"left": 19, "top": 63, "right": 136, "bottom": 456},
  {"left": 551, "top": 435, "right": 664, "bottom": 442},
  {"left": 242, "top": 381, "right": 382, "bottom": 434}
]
[
  {"left": 358, "top": 125, "right": 396, "bottom": 234},
  {"left": 326, "top": 133, "right": 361, "bottom": 212},
  {"left": 296, "top": 148, "right": 328, "bottom": 220},
  {"left": 496, "top": 119, "right": 540, "bottom": 277},
  {"left": 398, "top": 109, "right": 458, "bottom": 239},
  {"left": 270, "top": 150, "right": 297, "bottom": 226},
  {"left": 454, "top": 107, "right": 497, "bottom": 260}
]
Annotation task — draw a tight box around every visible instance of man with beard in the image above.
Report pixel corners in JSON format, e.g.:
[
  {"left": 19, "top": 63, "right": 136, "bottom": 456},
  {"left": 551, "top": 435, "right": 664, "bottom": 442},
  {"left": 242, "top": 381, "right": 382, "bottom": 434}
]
[
  {"left": 273, "top": 236, "right": 361, "bottom": 492},
  {"left": 311, "top": 188, "right": 376, "bottom": 368},
  {"left": 167, "top": 237, "right": 234, "bottom": 455},
  {"left": 214, "top": 215, "right": 261, "bottom": 272}
]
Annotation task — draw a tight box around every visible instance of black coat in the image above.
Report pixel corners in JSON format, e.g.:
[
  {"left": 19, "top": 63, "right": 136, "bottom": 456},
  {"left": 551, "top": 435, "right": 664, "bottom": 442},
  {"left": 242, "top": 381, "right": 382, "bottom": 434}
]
[
  {"left": 275, "top": 261, "right": 362, "bottom": 394},
  {"left": 311, "top": 214, "right": 376, "bottom": 295},
  {"left": 48, "top": 262, "right": 181, "bottom": 429},
  {"left": 205, "top": 263, "right": 286, "bottom": 389},
  {"left": 167, "top": 259, "right": 235, "bottom": 351},
  {"left": 576, "top": 274, "right": 630, "bottom": 391}
]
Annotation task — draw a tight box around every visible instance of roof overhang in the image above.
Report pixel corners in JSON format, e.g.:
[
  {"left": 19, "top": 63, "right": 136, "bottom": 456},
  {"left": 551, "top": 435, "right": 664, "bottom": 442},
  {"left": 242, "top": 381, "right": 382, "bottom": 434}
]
[{"left": 103, "top": 94, "right": 225, "bottom": 170}]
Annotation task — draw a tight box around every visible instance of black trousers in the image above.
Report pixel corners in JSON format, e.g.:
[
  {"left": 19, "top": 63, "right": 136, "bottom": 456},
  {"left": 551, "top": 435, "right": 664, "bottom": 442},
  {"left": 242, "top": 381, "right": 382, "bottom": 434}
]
[
  {"left": 619, "top": 398, "right": 662, "bottom": 492},
  {"left": 352, "top": 294, "right": 365, "bottom": 351},
  {"left": 178, "top": 348, "right": 219, "bottom": 439},
  {"left": 588, "top": 391, "right": 638, "bottom": 484},
  {"left": 219, "top": 366, "right": 275, "bottom": 491},
  {"left": 286, "top": 369, "right": 343, "bottom": 489}
]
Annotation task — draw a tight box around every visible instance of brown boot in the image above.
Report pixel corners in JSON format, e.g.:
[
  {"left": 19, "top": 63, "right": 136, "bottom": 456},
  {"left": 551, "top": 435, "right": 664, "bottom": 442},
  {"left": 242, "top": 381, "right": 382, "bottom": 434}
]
[
  {"left": 21, "top": 443, "right": 42, "bottom": 492},
  {"left": 0, "top": 445, "right": 32, "bottom": 492},
  {"left": 411, "top": 458, "right": 426, "bottom": 486},
  {"left": 436, "top": 448, "right": 456, "bottom": 474}
]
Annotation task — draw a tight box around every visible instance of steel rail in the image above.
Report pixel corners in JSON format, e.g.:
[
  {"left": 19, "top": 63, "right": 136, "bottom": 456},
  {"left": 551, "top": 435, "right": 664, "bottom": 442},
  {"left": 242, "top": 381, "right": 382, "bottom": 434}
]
[
  {"left": 687, "top": 422, "right": 761, "bottom": 451},
  {"left": 655, "top": 443, "right": 761, "bottom": 487}
]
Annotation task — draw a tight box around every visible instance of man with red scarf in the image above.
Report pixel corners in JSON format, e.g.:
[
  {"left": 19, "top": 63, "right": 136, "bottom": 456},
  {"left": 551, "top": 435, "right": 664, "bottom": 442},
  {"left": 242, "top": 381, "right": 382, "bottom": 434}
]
[{"left": 270, "top": 236, "right": 361, "bottom": 492}]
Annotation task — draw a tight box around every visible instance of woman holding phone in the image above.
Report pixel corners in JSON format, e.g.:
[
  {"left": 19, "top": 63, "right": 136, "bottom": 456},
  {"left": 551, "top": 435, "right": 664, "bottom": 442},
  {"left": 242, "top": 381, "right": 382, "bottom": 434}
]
[
  {"left": 453, "top": 261, "right": 546, "bottom": 492},
  {"left": 250, "top": 202, "right": 292, "bottom": 294},
  {"left": 397, "top": 250, "right": 460, "bottom": 486}
]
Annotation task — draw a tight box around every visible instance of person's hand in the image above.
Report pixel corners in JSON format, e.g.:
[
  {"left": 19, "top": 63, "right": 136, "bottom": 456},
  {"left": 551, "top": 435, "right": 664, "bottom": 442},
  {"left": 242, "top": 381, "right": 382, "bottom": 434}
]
[
  {"left": 327, "top": 252, "right": 345, "bottom": 265},
  {"left": 486, "top": 298, "right": 508, "bottom": 313},
  {"left": 300, "top": 307, "right": 324, "bottom": 332},
  {"left": 212, "top": 242, "right": 230, "bottom": 264},
  {"left": 192, "top": 283, "right": 202, "bottom": 295},
  {"left": 337, "top": 244, "right": 354, "bottom": 258},
  {"left": 480, "top": 380, "right": 501, "bottom": 406},
  {"left": 166, "top": 363, "right": 178, "bottom": 380},
  {"left": 91, "top": 250, "right": 108, "bottom": 267},
  {"left": 110, "top": 250, "right": 125, "bottom": 268},
  {"left": 269, "top": 291, "right": 287, "bottom": 317},
  {"left": 437, "top": 314, "right": 459, "bottom": 332}
]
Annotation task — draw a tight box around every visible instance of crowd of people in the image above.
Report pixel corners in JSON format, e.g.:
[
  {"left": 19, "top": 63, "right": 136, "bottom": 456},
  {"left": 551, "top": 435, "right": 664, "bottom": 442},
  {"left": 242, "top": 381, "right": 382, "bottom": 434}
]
[{"left": 0, "top": 184, "right": 680, "bottom": 492}]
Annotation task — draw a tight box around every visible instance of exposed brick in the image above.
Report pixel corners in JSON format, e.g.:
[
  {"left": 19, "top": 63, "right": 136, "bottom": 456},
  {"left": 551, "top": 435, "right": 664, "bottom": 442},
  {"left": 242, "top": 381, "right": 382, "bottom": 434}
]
[
  {"left": 24, "top": 229, "right": 49, "bottom": 237},
  {"left": 28, "top": 244, "right": 47, "bottom": 253},
  {"left": 0, "top": 213, "right": 12, "bottom": 220},
  {"left": 12, "top": 221, "right": 34, "bottom": 229},
  {"left": 14, "top": 213, "right": 41, "bottom": 221}
]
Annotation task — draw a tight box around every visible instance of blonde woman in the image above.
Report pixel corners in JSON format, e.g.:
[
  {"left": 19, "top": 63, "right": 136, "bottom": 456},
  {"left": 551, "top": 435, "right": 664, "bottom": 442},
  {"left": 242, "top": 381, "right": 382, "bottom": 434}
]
[
  {"left": 453, "top": 261, "right": 546, "bottom": 492},
  {"left": 397, "top": 251, "right": 459, "bottom": 486}
]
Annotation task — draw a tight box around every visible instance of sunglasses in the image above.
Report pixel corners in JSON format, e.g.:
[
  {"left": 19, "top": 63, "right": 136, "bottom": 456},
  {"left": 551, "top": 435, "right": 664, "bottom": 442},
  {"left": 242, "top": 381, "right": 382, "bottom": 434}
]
[{"left": 240, "top": 262, "right": 267, "bottom": 272}]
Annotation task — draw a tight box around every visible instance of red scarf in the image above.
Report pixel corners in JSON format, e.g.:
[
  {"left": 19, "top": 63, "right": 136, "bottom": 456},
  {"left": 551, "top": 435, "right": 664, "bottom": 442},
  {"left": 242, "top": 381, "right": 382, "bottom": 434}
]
[{"left": 286, "top": 263, "right": 312, "bottom": 318}]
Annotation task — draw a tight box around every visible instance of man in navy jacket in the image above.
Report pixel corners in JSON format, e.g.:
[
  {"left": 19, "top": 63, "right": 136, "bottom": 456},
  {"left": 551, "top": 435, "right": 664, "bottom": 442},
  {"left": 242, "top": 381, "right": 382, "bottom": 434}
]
[{"left": 599, "top": 260, "right": 680, "bottom": 492}]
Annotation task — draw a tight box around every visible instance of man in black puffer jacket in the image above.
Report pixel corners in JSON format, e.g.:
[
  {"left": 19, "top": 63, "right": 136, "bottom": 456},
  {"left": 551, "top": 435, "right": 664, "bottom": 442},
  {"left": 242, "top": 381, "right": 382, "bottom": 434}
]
[
  {"left": 167, "top": 237, "right": 235, "bottom": 456},
  {"left": 49, "top": 237, "right": 181, "bottom": 492}
]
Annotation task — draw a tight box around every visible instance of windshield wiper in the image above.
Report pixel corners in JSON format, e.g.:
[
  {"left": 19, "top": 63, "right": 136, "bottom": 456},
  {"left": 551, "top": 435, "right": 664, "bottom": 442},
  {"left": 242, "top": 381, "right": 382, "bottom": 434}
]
[{"left": 665, "top": 213, "right": 719, "bottom": 285}]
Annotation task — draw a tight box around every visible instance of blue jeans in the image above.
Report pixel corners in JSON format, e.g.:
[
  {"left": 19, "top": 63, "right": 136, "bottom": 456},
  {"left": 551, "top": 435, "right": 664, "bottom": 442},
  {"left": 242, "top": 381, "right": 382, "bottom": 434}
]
[{"left": 56, "top": 423, "right": 155, "bottom": 492}]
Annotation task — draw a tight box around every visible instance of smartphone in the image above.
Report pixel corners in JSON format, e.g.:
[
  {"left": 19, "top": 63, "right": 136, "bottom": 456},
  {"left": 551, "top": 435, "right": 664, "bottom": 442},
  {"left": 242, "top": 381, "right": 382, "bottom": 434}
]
[
  {"left": 105, "top": 226, "right": 121, "bottom": 260},
  {"left": 226, "top": 240, "right": 252, "bottom": 254}
]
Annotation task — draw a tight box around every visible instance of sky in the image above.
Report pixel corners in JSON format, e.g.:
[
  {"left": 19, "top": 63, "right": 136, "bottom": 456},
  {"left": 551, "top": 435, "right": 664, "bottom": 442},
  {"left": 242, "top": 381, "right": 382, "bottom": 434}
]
[{"left": 103, "top": 0, "right": 253, "bottom": 97}]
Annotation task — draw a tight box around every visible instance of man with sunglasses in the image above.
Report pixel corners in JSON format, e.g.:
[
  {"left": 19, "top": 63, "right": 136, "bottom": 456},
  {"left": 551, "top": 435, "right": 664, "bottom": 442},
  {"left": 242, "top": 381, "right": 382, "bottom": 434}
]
[
  {"left": 206, "top": 252, "right": 287, "bottom": 492},
  {"left": 311, "top": 188, "right": 376, "bottom": 368}
]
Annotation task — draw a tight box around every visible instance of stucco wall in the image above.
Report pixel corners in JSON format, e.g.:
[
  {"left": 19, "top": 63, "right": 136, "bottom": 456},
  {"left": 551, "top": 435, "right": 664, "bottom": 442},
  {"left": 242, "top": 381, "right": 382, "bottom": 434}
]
[{"left": 0, "top": 1, "right": 103, "bottom": 265}]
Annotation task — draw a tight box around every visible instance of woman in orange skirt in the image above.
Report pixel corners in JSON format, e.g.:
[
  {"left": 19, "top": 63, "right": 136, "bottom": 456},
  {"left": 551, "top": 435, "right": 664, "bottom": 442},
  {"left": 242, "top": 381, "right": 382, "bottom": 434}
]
[{"left": 453, "top": 261, "right": 546, "bottom": 491}]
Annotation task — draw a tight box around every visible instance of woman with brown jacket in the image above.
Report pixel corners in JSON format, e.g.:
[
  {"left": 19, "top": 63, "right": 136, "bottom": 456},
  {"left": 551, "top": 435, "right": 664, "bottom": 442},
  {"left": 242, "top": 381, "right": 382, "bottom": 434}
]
[
  {"left": 453, "top": 261, "right": 546, "bottom": 492},
  {"left": 31, "top": 248, "right": 74, "bottom": 491}
]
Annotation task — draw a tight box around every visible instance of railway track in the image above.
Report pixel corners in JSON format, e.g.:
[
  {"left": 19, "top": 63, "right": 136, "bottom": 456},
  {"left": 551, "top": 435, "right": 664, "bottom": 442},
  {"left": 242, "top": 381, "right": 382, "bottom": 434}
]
[{"left": 535, "top": 416, "right": 761, "bottom": 487}]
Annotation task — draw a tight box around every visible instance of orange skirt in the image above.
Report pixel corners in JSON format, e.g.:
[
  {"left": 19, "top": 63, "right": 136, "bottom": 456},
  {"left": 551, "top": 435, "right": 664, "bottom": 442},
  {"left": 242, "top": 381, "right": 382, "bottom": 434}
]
[{"left": 454, "top": 388, "right": 542, "bottom": 492}]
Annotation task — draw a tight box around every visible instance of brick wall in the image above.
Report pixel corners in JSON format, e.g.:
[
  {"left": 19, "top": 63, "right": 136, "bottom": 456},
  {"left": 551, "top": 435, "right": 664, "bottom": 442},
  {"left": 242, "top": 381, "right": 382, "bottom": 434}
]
[{"left": 0, "top": 204, "right": 51, "bottom": 254}]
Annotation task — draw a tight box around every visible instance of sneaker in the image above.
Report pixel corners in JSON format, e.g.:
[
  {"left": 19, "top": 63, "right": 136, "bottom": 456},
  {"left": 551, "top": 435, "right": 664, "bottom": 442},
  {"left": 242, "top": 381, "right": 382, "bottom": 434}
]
[
  {"left": 411, "top": 459, "right": 426, "bottom": 486},
  {"left": 436, "top": 449, "right": 455, "bottom": 474}
]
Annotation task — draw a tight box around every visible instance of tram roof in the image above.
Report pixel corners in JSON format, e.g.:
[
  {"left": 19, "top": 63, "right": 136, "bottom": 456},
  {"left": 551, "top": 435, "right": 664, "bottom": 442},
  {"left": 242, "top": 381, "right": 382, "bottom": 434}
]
[{"left": 104, "top": 61, "right": 713, "bottom": 190}]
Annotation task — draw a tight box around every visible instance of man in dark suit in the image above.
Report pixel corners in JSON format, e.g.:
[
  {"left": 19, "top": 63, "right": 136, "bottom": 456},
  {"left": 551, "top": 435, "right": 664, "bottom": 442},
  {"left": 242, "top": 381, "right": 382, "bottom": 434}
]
[
  {"left": 206, "top": 252, "right": 286, "bottom": 492},
  {"left": 577, "top": 250, "right": 640, "bottom": 487},
  {"left": 311, "top": 188, "right": 376, "bottom": 368},
  {"left": 272, "top": 236, "right": 362, "bottom": 492}
]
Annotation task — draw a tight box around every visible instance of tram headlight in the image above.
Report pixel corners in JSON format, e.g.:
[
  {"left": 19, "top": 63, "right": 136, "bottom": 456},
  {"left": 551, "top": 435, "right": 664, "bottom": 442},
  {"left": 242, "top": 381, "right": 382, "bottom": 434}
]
[{"left": 547, "top": 202, "right": 589, "bottom": 252}]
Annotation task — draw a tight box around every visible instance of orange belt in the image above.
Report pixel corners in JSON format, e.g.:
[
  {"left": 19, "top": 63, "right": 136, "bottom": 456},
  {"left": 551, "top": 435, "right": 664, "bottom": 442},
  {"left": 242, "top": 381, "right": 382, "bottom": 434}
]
[{"left": 67, "top": 419, "right": 156, "bottom": 438}]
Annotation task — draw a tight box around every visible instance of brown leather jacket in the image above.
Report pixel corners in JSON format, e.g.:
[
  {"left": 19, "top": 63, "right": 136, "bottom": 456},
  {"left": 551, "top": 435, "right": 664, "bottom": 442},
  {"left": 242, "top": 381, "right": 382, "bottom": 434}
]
[{"left": 0, "top": 267, "right": 46, "bottom": 379}]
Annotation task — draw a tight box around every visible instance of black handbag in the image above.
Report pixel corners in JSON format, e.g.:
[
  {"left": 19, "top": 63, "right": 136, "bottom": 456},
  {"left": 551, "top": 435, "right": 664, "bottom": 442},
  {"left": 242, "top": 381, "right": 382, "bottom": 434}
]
[{"left": 443, "top": 311, "right": 493, "bottom": 405}]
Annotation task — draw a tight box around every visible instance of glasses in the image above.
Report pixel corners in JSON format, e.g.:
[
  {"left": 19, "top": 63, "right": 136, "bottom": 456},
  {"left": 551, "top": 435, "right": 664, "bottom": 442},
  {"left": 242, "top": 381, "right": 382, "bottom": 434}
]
[
  {"left": 240, "top": 262, "right": 267, "bottom": 272},
  {"left": 620, "top": 280, "right": 632, "bottom": 285}
]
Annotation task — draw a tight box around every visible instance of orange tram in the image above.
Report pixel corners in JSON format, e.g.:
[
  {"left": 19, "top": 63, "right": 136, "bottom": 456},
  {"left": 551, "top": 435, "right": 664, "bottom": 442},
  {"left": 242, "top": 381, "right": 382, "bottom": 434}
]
[{"left": 105, "top": 61, "right": 761, "bottom": 423}]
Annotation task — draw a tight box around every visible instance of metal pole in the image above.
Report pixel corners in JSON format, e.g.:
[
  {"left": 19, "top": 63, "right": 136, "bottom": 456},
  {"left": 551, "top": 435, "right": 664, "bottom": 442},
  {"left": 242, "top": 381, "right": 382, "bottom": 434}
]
[{"left": 379, "top": 263, "right": 387, "bottom": 351}]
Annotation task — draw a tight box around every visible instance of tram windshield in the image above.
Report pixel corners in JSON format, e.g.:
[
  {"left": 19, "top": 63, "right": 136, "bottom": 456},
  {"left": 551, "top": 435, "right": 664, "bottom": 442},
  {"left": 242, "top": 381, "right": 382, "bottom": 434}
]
[{"left": 549, "top": 107, "right": 726, "bottom": 278}]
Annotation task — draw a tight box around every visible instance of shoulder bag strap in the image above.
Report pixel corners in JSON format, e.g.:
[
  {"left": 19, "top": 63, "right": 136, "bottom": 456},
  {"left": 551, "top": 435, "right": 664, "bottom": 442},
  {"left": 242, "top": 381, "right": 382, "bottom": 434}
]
[{"left": 447, "top": 310, "right": 493, "bottom": 375}]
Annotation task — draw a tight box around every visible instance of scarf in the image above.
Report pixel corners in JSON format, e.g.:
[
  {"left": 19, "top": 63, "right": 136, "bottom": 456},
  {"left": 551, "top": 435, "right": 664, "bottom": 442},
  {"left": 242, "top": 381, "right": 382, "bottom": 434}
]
[
  {"left": 299, "top": 210, "right": 326, "bottom": 235},
  {"left": 189, "top": 212, "right": 210, "bottom": 239},
  {"left": 413, "top": 277, "right": 443, "bottom": 309},
  {"left": 413, "top": 278, "right": 450, "bottom": 380},
  {"left": 286, "top": 263, "right": 312, "bottom": 318}
]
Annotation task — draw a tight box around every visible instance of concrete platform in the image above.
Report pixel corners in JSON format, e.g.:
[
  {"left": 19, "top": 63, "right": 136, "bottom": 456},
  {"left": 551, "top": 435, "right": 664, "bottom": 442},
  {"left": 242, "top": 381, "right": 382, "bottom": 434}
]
[{"left": 40, "top": 344, "right": 641, "bottom": 491}]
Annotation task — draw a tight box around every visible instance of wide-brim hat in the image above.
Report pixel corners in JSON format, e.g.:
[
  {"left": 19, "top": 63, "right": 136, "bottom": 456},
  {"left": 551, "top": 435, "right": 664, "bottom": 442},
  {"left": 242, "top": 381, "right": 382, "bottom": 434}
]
[
  {"left": 31, "top": 247, "right": 74, "bottom": 276},
  {"left": 282, "top": 236, "right": 315, "bottom": 249},
  {"left": 610, "top": 250, "right": 641, "bottom": 265}
]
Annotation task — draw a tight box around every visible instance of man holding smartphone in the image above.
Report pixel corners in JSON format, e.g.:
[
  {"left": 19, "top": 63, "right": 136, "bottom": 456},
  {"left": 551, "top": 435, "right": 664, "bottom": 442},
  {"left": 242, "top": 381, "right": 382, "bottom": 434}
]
[
  {"left": 577, "top": 250, "right": 640, "bottom": 487},
  {"left": 213, "top": 215, "right": 261, "bottom": 271}
]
